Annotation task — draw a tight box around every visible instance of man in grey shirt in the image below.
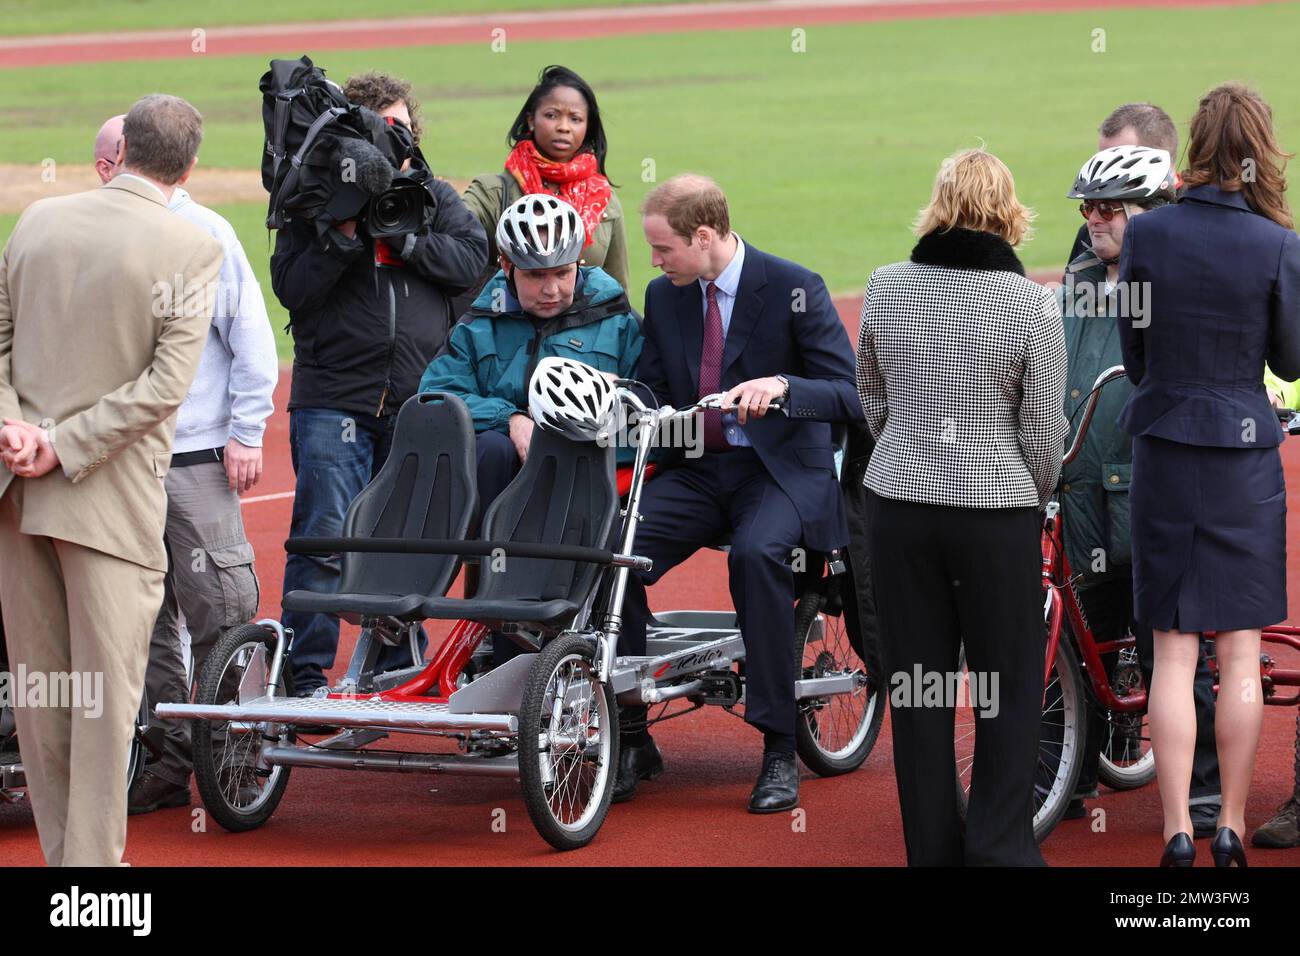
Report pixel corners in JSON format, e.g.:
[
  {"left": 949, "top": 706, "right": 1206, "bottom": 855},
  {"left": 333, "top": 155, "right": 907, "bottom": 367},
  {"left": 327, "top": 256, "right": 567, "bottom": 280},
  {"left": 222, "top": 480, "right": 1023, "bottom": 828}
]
[{"left": 94, "top": 115, "right": 279, "bottom": 814}]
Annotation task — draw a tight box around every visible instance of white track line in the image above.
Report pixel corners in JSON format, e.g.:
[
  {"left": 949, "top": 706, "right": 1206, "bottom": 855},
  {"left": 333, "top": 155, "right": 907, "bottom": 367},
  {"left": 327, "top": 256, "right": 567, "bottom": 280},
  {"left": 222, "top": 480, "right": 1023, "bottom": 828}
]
[{"left": 241, "top": 490, "right": 295, "bottom": 505}]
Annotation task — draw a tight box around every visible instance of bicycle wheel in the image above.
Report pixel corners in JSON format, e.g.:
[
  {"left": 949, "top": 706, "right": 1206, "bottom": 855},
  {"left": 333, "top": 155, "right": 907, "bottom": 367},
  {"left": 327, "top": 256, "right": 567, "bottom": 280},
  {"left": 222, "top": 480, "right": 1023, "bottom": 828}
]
[
  {"left": 126, "top": 689, "right": 148, "bottom": 791},
  {"left": 954, "top": 633, "right": 1087, "bottom": 843},
  {"left": 192, "top": 623, "right": 295, "bottom": 832},
  {"left": 518, "top": 633, "right": 618, "bottom": 851},
  {"left": 794, "top": 589, "right": 883, "bottom": 776},
  {"left": 1096, "top": 645, "right": 1156, "bottom": 790}
]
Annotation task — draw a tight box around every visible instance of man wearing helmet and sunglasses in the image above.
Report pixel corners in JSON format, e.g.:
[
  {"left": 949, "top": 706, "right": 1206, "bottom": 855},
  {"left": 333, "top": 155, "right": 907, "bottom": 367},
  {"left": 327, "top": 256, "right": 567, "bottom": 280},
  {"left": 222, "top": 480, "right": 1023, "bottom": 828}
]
[
  {"left": 1058, "top": 144, "right": 1192, "bottom": 826},
  {"left": 1061, "top": 145, "right": 1300, "bottom": 837},
  {"left": 419, "top": 195, "right": 642, "bottom": 664}
]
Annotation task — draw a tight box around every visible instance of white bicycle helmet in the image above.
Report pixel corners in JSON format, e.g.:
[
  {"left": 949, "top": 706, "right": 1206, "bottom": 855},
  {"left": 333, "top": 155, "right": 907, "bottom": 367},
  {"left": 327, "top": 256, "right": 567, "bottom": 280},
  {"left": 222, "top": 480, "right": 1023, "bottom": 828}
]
[
  {"left": 528, "top": 356, "right": 616, "bottom": 442},
  {"left": 1068, "top": 145, "right": 1177, "bottom": 203},
  {"left": 496, "top": 194, "right": 586, "bottom": 270}
]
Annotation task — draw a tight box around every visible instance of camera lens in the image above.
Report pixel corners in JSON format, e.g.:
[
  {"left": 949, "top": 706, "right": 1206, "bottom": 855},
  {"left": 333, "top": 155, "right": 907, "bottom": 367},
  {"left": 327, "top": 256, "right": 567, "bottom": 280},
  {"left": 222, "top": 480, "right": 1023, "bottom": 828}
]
[{"left": 374, "top": 194, "right": 402, "bottom": 228}]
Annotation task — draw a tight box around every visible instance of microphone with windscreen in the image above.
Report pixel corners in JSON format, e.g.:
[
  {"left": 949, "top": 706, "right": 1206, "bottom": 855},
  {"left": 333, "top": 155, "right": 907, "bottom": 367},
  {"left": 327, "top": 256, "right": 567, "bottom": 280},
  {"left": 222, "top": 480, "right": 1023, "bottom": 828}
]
[{"left": 323, "top": 137, "right": 394, "bottom": 222}]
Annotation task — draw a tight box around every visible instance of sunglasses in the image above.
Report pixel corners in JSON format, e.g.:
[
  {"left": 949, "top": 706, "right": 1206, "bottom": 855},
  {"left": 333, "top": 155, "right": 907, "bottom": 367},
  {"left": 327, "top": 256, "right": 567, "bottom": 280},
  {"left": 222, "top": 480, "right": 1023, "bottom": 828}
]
[{"left": 1079, "top": 200, "right": 1126, "bottom": 222}]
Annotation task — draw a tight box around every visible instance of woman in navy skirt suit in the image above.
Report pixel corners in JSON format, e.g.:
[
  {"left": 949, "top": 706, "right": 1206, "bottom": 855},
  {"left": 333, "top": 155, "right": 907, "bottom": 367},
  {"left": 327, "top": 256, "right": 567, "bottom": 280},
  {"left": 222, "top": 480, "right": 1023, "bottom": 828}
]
[{"left": 1118, "top": 83, "right": 1300, "bottom": 867}]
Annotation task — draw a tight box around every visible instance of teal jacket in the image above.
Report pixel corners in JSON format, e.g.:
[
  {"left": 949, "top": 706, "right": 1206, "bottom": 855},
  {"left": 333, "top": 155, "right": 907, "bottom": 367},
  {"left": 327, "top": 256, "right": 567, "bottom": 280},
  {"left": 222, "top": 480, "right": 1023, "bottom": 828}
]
[
  {"left": 1057, "top": 250, "right": 1134, "bottom": 587},
  {"left": 419, "top": 266, "right": 642, "bottom": 453}
]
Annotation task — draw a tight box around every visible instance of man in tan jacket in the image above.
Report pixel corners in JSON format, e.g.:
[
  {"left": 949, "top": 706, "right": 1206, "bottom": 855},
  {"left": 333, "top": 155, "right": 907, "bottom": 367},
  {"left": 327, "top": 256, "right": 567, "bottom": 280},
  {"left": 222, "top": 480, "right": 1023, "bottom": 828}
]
[{"left": 0, "top": 94, "right": 223, "bottom": 866}]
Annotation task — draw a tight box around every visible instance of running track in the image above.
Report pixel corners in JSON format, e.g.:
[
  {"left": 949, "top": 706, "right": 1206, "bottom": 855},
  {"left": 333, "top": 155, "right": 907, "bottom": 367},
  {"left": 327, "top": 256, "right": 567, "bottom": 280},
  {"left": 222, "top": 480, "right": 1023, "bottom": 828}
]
[
  {"left": 0, "top": 0, "right": 1286, "bottom": 69},
  {"left": 1, "top": 0, "right": 1297, "bottom": 866}
]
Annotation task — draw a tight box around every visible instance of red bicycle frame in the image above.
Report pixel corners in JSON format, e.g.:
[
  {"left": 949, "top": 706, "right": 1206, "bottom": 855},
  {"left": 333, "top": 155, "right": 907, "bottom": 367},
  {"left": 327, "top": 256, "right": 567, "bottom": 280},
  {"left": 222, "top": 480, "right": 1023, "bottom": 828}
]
[
  {"left": 1041, "top": 505, "right": 1145, "bottom": 712},
  {"left": 1042, "top": 500, "right": 1300, "bottom": 710}
]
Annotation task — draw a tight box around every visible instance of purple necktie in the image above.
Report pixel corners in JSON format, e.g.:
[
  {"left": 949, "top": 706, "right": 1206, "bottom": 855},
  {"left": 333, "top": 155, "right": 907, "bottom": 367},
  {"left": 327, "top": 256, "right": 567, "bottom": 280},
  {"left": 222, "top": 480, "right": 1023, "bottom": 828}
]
[{"left": 699, "top": 281, "right": 727, "bottom": 452}]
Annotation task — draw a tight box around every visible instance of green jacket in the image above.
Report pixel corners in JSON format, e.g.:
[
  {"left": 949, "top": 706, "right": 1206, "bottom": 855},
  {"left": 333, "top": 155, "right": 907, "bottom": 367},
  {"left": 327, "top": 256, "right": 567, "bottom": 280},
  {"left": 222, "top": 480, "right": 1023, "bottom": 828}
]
[
  {"left": 462, "top": 171, "right": 631, "bottom": 295},
  {"left": 1057, "top": 251, "right": 1134, "bottom": 586},
  {"left": 418, "top": 266, "right": 642, "bottom": 453}
]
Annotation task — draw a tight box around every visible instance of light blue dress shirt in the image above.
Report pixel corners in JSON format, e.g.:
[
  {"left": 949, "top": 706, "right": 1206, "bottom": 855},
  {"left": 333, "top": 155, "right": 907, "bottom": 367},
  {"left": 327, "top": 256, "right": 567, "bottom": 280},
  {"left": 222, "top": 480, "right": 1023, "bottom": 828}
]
[{"left": 697, "top": 236, "right": 751, "bottom": 446}]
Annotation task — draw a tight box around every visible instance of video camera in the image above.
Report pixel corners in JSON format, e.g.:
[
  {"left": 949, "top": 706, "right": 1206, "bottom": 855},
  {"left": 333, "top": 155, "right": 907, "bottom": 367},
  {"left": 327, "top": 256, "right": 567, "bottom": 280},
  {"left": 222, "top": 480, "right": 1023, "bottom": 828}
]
[
  {"left": 261, "top": 55, "right": 435, "bottom": 238},
  {"left": 325, "top": 112, "right": 433, "bottom": 239}
]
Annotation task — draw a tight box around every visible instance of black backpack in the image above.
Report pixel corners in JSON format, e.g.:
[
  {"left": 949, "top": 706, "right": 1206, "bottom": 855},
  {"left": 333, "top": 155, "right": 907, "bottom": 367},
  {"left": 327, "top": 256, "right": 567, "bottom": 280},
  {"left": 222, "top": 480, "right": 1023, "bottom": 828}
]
[{"left": 260, "top": 55, "right": 403, "bottom": 229}]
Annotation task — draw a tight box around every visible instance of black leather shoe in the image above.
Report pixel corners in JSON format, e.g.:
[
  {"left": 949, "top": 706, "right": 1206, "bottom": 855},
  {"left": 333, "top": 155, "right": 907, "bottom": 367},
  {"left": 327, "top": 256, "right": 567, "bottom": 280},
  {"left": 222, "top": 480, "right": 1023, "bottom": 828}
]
[
  {"left": 1191, "top": 802, "right": 1221, "bottom": 838},
  {"left": 1210, "top": 826, "right": 1248, "bottom": 867},
  {"left": 1064, "top": 796, "right": 1088, "bottom": 820},
  {"left": 1159, "top": 832, "right": 1195, "bottom": 867},
  {"left": 612, "top": 736, "right": 663, "bottom": 804},
  {"left": 128, "top": 770, "right": 191, "bottom": 815},
  {"left": 748, "top": 751, "right": 799, "bottom": 814}
]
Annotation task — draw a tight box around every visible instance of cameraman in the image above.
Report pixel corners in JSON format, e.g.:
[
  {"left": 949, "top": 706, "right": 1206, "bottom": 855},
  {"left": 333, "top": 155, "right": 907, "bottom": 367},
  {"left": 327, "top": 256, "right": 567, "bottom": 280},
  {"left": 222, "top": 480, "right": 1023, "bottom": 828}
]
[{"left": 272, "top": 72, "right": 487, "bottom": 695}]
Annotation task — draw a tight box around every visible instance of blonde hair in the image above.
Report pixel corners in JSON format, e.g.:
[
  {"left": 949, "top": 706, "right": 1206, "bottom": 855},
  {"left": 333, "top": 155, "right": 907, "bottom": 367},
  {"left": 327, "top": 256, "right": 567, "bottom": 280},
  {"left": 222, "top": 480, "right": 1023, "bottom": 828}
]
[
  {"left": 913, "top": 148, "right": 1035, "bottom": 246},
  {"left": 640, "top": 173, "right": 730, "bottom": 242}
]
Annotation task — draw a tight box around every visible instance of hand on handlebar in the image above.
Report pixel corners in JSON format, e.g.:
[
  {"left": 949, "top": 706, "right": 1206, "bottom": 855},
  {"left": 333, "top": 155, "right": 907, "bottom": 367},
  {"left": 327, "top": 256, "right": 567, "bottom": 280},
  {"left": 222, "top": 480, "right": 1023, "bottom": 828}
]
[{"left": 721, "top": 376, "right": 786, "bottom": 424}]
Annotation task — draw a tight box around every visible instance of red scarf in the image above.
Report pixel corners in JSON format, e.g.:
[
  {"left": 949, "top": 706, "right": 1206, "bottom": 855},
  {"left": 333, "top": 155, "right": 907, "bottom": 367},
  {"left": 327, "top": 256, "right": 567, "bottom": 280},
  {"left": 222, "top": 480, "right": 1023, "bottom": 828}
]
[{"left": 504, "top": 140, "right": 611, "bottom": 249}]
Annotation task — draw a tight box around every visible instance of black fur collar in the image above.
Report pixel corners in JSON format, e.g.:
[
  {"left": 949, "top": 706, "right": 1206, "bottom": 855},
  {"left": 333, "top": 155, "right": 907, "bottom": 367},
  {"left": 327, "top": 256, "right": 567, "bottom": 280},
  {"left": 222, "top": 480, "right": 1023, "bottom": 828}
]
[{"left": 910, "top": 227, "right": 1026, "bottom": 276}]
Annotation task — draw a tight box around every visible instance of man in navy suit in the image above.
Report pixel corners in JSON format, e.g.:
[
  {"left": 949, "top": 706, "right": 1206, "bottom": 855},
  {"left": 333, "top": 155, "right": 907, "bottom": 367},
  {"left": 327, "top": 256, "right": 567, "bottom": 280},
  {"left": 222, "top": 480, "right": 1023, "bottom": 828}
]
[{"left": 616, "top": 174, "right": 862, "bottom": 812}]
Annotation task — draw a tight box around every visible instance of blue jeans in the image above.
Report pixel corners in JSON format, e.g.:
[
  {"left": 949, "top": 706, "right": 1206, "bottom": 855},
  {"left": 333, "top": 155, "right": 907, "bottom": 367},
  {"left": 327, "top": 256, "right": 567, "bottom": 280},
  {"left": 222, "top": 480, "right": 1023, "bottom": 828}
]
[{"left": 282, "top": 407, "right": 426, "bottom": 692}]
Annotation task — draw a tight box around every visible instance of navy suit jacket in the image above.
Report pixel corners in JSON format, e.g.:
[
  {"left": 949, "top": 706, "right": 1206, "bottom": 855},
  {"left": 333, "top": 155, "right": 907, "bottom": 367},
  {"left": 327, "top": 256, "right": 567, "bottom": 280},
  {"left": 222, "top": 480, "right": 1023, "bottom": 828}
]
[
  {"left": 1117, "top": 184, "right": 1300, "bottom": 448},
  {"left": 638, "top": 241, "right": 863, "bottom": 551}
]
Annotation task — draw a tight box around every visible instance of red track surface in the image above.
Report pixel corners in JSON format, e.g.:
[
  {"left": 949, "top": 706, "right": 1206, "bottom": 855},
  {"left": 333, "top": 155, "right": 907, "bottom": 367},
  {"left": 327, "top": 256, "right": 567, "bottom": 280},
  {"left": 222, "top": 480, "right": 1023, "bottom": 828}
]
[
  {"left": 0, "top": 0, "right": 1283, "bottom": 69},
  {"left": 2, "top": 297, "right": 1298, "bottom": 866}
]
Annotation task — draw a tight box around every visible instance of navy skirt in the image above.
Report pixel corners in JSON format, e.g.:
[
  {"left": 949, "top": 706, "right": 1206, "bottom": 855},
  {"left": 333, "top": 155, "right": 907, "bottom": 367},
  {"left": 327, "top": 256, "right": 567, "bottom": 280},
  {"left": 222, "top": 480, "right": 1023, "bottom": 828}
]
[{"left": 1129, "top": 434, "right": 1287, "bottom": 632}]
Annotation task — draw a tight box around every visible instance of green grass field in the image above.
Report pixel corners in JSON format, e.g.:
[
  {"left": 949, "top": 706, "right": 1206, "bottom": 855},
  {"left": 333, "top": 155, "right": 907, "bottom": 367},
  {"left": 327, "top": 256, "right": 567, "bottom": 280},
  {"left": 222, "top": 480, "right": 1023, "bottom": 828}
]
[
  {"left": 0, "top": 0, "right": 714, "bottom": 36},
  {"left": 2, "top": 3, "right": 1299, "bottom": 362}
]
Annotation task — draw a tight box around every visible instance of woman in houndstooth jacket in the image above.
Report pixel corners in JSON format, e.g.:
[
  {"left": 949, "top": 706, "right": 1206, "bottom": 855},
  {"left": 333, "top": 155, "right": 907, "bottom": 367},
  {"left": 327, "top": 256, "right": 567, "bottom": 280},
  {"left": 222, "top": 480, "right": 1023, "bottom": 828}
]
[{"left": 856, "top": 148, "right": 1069, "bottom": 866}]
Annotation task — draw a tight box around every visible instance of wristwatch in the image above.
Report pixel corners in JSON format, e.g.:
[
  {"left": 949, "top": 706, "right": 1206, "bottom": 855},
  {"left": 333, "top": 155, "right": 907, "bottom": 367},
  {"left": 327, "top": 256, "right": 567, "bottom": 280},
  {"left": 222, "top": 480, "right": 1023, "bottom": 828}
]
[{"left": 776, "top": 375, "right": 790, "bottom": 403}]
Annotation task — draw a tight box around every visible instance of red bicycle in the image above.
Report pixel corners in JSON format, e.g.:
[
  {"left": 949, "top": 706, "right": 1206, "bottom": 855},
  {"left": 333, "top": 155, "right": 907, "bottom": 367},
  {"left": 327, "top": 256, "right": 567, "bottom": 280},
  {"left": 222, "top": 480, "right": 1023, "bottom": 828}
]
[{"left": 954, "top": 366, "right": 1300, "bottom": 842}]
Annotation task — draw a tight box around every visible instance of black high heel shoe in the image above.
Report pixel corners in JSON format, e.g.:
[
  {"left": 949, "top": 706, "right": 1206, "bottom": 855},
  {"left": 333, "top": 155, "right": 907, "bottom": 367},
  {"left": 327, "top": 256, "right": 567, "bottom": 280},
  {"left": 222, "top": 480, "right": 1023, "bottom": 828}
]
[
  {"left": 1160, "top": 832, "right": 1196, "bottom": 867},
  {"left": 1210, "top": 827, "right": 1248, "bottom": 867}
]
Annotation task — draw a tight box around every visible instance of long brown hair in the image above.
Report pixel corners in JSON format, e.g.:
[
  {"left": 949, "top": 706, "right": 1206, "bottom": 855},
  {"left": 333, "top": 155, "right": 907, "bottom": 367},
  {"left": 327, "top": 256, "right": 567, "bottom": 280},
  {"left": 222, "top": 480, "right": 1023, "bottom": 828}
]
[{"left": 1182, "top": 82, "right": 1293, "bottom": 229}]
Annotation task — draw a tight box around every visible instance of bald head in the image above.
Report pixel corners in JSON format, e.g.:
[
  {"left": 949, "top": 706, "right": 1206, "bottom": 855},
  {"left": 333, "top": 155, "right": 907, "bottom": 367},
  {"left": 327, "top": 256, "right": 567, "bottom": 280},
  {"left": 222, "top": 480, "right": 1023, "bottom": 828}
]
[{"left": 93, "top": 114, "right": 126, "bottom": 184}]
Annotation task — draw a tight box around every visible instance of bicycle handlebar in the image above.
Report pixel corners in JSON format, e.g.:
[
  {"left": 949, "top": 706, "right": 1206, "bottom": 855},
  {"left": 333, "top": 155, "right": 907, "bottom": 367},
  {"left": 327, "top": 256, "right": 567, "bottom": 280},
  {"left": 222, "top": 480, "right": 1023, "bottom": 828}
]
[
  {"left": 614, "top": 384, "right": 787, "bottom": 426},
  {"left": 1062, "top": 365, "right": 1128, "bottom": 467}
]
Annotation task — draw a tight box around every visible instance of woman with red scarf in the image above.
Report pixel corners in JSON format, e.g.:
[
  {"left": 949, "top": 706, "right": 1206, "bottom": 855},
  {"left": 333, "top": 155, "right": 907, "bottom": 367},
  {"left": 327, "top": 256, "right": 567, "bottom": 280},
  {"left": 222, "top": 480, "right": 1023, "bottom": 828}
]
[{"left": 460, "top": 65, "right": 629, "bottom": 301}]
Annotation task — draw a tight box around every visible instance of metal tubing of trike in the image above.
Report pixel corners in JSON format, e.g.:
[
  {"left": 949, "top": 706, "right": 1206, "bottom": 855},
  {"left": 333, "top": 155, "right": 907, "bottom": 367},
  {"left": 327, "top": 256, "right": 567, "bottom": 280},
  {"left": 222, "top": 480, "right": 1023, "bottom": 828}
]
[
  {"left": 260, "top": 618, "right": 289, "bottom": 700},
  {"left": 260, "top": 745, "right": 521, "bottom": 777},
  {"left": 599, "top": 389, "right": 661, "bottom": 680}
]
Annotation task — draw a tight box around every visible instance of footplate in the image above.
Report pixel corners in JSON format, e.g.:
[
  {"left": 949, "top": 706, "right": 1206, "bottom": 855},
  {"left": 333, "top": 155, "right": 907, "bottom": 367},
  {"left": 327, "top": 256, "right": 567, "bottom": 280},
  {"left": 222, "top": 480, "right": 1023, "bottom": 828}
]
[{"left": 156, "top": 696, "right": 517, "bottom": 734}]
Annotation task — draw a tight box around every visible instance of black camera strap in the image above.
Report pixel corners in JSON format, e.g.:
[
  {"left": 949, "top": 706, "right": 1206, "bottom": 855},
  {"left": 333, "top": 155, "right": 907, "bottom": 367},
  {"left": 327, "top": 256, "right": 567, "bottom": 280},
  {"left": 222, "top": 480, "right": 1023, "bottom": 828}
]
[{"left": 266, "top": 105, "right": 348, "bottom": 229}]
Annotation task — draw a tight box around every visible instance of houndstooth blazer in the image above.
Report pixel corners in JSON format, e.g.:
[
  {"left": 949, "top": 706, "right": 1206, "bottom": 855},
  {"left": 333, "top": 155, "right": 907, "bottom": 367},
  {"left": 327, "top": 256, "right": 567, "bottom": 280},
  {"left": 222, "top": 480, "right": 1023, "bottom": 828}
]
[{"left": 855, "top": 227, "right": 1069, "bottom": 509}]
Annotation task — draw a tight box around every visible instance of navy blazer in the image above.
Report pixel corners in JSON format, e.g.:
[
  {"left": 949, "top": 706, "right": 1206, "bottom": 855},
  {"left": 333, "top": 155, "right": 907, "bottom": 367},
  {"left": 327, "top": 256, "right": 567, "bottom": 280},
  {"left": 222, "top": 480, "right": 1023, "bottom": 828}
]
[
  {"left": 638, "top": 241, "right": 863, "bottom": 551},
  {"left": 1117, "top": 184, "right": 1300, "bottom": 448}
]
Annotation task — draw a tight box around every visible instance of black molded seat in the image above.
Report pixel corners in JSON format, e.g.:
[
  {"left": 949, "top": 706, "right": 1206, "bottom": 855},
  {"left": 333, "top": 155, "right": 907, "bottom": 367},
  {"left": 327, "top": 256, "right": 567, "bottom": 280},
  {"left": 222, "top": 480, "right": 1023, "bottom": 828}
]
[
  {"left": 421, "top": 424, "right": 618, "bottom": 627},
  {"left": 282, "top": 392, "right": 478, "bottom": 621}
]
